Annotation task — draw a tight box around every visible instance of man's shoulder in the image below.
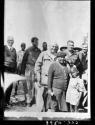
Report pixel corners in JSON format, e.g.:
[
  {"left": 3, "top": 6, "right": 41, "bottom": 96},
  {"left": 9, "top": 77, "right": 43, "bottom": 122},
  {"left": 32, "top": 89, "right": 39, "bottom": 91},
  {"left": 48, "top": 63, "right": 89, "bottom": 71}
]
[
  {"left": 62, "top": 49, "right": 69, "bottom": 54},
  {"left": 4, "top": 45, "right": 8, "bottom": 50},
  {"left": 51, "top": 61, "right": 59, "bottom": 67},
  {"left": 37, "top": 48, "right": 41, "bottom": 52}
]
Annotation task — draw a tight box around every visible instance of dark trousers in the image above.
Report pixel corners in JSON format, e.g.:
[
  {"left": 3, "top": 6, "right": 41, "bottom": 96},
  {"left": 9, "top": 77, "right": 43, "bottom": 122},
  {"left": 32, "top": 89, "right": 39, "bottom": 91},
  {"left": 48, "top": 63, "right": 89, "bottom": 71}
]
[
  {"left": 4, "top": 84, "right": 13, "bottom": 105},
  {"left": 46, "top": 88, "right": 68, "bottom": 112}
]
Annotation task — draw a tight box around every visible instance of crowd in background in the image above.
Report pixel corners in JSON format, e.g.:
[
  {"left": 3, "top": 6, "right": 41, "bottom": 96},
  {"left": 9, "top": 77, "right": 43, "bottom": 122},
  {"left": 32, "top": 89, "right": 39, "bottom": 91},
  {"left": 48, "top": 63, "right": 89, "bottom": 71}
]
[{"left": 4, "top": 36, "right": 88, "bottom": 112}]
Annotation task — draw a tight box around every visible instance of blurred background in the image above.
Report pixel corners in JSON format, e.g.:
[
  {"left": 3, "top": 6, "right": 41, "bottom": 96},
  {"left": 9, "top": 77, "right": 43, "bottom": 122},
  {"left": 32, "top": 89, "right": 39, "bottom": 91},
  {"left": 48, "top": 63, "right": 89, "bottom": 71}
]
[{"left": 4, "top": 0, "right": 90, "bottom": 51}]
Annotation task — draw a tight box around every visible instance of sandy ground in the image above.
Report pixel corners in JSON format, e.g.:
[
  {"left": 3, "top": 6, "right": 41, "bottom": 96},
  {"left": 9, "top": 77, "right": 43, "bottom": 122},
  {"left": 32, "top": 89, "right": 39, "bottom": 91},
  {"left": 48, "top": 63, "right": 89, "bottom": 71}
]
[{"left": 4, "top": 82, "right": 88, "bottom": 120}]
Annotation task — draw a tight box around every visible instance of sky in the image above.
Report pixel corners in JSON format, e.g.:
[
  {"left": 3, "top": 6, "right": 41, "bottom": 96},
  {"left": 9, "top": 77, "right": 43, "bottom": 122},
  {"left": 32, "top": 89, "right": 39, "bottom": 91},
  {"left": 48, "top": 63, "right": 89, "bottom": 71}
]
[{"left": 4, "top": 0, "right": 90, "bottom": 51}]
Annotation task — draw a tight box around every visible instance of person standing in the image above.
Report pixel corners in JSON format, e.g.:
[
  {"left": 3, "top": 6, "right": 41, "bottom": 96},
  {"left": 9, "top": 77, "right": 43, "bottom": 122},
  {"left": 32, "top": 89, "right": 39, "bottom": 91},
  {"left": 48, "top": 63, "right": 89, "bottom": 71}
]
[
  {"left": 17, "top": 43, "right": 26, "bottom": 74},
  {"left": 21, "top": 37, "right": 41, "bottom": 107},
  {"left": 47, "top": 52, "right": 70, "bottom": 112},
  {"left": 66, "top": 67, "right": 86, "bottom": 112},
  {"left": 42, "top": 42, "right": 47, "bottom": 51},
  {"left": 62, "top": 40, "right": 81, "bottom": 75},
  {"left": 11, "top": 43, "right": 26, "bottom": 102},
  {"left": 4, "top": 36, "right": 17, "bottom": 107},
  {"left": 34, "top": 43, "right": 59, "bottom": 111}
]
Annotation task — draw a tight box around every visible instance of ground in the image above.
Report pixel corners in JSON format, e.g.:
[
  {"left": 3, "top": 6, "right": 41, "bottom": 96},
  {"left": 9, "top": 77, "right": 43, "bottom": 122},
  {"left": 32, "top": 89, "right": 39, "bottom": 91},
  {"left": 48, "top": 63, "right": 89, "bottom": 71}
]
[{"left": 4, "top": 82, "right": 88, "bottom": 120}]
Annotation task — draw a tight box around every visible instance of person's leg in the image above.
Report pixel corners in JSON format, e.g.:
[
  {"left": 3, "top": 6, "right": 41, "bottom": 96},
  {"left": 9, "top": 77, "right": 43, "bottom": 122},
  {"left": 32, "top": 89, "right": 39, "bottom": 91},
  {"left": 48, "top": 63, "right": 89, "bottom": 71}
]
[
  {"left": 61, "top": 91, "right": 68, "bottom": 112},
  {"left": 70, "top": 104, "right": 74, "bottom": 112},
  {"left": 11, "top": 82, "right": 18, "bottom": 97},
  {"left": 22, "top": 80, "right": 28, "bottom": 106},
  {"left": 75, "top": 105, "right": 78, "bottom": 112},
  {"left": 30, "top": 70, "right": 35, "bottom": 104},
  {"left": 66, "top": 102, "right": 70, "bottom": 112},
  {"left": 52, "top": 88, "right": 62, "bottom": 111},
  {"left": 42, "top": 87, "right": 48, "bottom": 112},
  {"left": 35, "top": 83, "right": 44, "bottom": 111},
  {"left": 25, "top": 66, "right": 32, "bottom": 106}
]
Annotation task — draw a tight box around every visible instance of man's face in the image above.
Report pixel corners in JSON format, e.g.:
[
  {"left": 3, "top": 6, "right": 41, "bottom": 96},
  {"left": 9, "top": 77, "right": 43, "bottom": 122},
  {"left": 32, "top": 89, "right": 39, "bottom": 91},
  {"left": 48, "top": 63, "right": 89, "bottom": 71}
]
[
  {"left": 32, "top": 39, "right": 38, "bottom": 47},
  {"left": 67, "top": 42, "right": 74, "bottom": 51},
  {"left": 7, "top": 40, "right": 14, "bottom": 47},
  {"left": 21, "top": 45, "right": 26, "bottom": 51},
  {"left": 50, "top": 44, "right": 58, "bottom": 54},
  {"left": 57, "top": 57, "right": 66, "bottom": 64},
  {"left": 82, "top": 45, "right": 88, "bottom": 53},
  {"left": 43, "top": 42, "right": 47, "bottom": 50}
]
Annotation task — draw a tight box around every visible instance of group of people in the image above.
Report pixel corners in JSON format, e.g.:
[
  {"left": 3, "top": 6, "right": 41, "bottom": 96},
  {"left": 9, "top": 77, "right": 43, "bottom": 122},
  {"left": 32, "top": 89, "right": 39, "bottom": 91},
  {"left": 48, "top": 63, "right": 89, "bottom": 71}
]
[{"left": 4, "top": 36, "right": 88, "bottom": 112}]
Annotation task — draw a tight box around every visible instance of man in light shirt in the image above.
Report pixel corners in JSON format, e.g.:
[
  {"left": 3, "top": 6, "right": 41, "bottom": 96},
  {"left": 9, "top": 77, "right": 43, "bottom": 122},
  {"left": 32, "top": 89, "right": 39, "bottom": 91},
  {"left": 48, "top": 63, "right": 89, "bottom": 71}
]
[{"left": 35, "top": 43, "right": 59, "bottom": 111}]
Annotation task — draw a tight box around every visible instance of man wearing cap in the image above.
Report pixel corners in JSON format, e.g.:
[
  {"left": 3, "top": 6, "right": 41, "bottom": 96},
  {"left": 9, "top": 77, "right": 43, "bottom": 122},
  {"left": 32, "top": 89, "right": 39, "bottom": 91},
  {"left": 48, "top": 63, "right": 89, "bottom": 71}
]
[
  {"left": 47, "top": 51, "right": 70, "bottom": 112},
  {"left": 4, "top": 36, "right": 17, "bottom": 106},
  {"left": 21, "top": 37, "right": 41, "bottom": 107},
  {"left": 34, "top": 43, "right": 59, "bottom": 111}
]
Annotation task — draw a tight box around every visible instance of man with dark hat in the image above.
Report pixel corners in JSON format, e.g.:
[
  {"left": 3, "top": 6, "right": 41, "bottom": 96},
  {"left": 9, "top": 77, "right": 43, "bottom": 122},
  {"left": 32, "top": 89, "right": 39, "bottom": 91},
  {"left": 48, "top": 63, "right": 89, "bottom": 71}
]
[{"left": 47, "top": 51, "right": 70, "bottom": 112}]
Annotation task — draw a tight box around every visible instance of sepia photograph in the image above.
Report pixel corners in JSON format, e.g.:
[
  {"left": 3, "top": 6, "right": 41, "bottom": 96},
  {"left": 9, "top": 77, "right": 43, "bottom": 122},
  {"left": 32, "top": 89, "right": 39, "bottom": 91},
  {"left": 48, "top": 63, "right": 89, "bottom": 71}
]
[{"left": 2, "top": 0, "right": 90, "bottom": 121}]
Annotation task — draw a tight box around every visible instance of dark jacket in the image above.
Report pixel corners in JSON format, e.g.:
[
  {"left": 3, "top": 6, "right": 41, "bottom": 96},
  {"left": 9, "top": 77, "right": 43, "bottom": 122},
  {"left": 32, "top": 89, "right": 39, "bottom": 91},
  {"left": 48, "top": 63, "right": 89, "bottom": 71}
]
[
  {"left": 21, "top": 46, "right": 41, "bottom": 75},
  {"left": 48, "top": 62, "right": 70, "bottom": 91},
  {"left": 4, "top": 45, "right": 17, "bottom": 72}
]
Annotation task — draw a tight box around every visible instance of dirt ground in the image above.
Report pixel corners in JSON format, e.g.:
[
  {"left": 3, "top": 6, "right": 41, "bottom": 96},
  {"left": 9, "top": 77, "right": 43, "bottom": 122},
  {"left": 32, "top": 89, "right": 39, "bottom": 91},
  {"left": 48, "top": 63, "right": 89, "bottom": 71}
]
[{"left": 4, "top": 82, "right": 88, "bottom": 121}]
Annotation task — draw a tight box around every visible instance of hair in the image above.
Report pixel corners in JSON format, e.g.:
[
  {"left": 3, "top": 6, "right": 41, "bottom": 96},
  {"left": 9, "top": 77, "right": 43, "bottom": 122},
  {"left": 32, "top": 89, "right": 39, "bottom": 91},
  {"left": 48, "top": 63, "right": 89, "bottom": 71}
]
[
  {"left": 21, "top": 43, "right": 26, "bottom": 47},
  {"left": 31, "top": 37, "right": 38, "bottom": 43},
  {"left": 42, "top": 42, "right": 47, "bottom": 45},
  {"left": 7, "top": 36, "right": 14, "bottom": 42},
  {"left": 67, "top": 40, "right": 74, "bottom": 45},
  {"left": 43, "top": 42, "right": 47, "bottom": 44}
]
